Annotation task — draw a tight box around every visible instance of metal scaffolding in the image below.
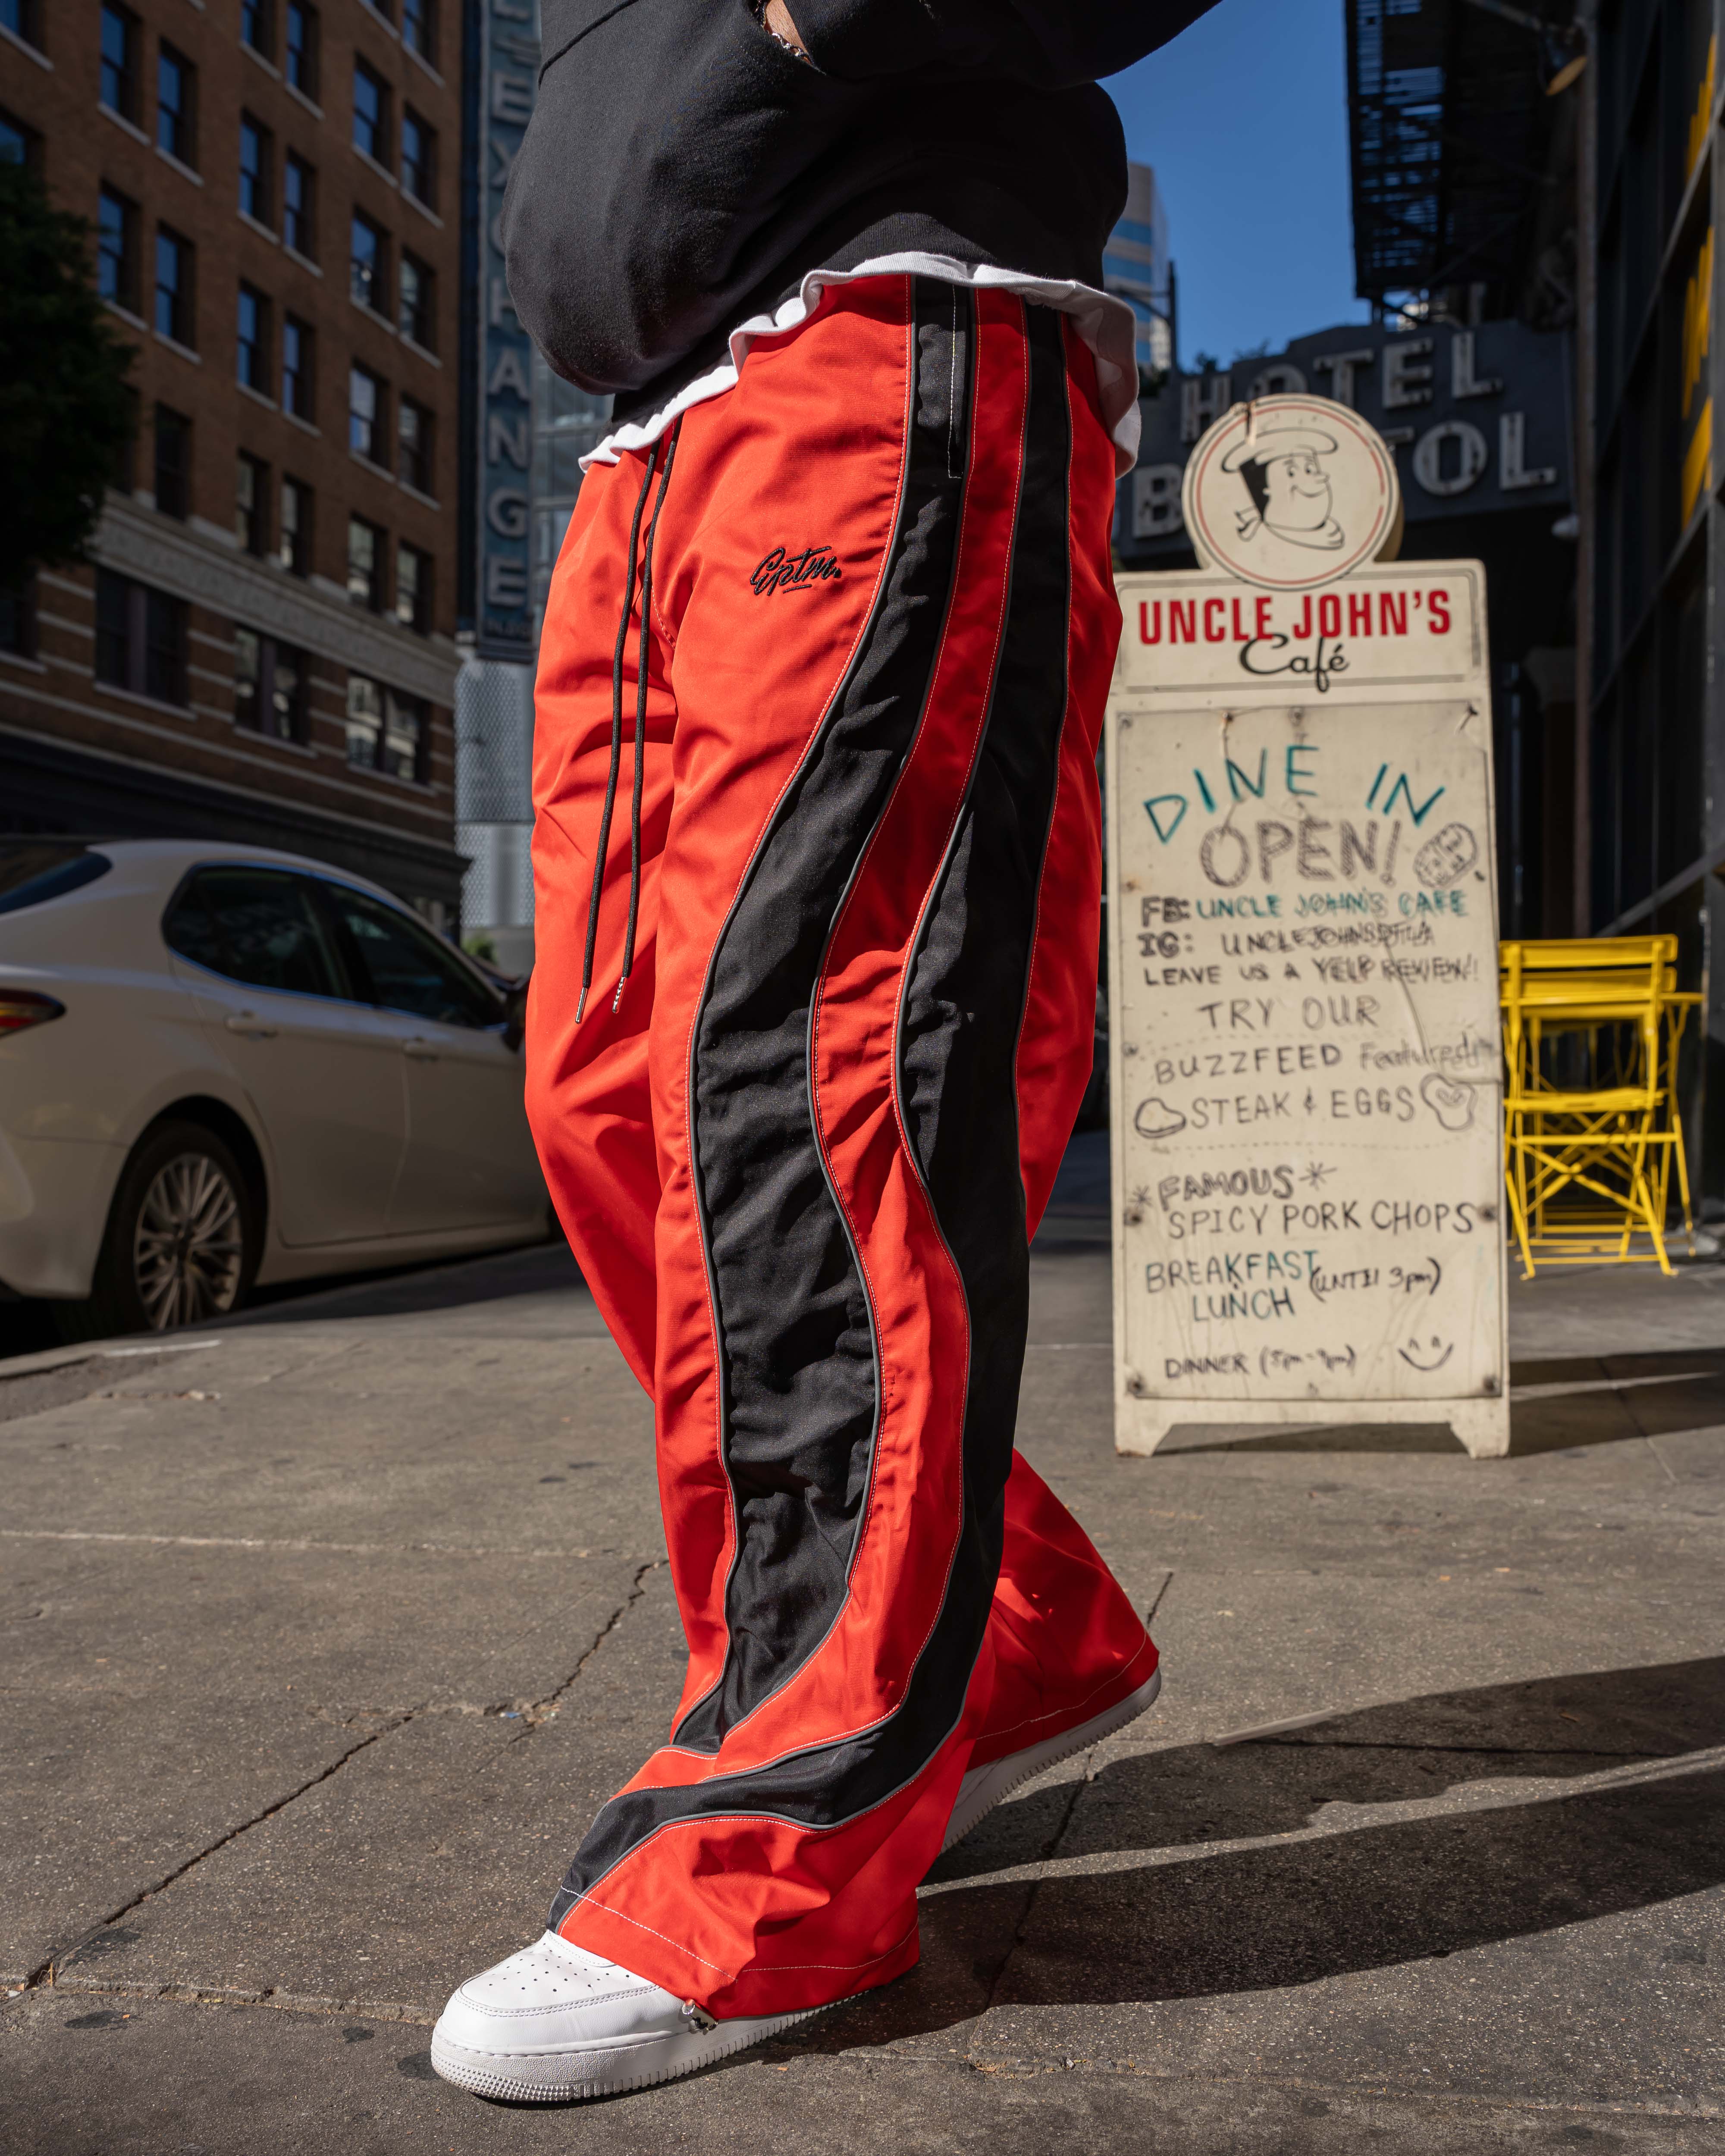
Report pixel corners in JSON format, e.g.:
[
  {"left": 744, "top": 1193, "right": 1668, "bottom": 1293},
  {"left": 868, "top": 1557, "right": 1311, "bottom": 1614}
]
[{"left": 1345, "top": 0, "right": 1579, "bottom": 319}]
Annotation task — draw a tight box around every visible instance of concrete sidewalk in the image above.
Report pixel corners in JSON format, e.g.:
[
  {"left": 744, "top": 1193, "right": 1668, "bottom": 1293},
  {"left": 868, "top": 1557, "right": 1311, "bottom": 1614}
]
[{"left": 2, "top": 1141, "right": 1723, "bottom": 2153}]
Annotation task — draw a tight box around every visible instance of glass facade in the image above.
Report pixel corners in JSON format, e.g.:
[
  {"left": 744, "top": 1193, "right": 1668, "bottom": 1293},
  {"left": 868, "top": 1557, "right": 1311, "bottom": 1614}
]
[
  {"left": 1104, "top": 161, "right": 1174, "bottom": 381},
  {"left": 530, "top": 353, "right": 612, "bottom": 628}
]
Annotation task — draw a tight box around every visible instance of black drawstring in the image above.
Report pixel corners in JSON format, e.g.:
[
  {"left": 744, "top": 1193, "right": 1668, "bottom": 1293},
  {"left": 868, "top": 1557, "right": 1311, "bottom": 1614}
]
[
  {"left": 574, "top": 439, "right": 660, "bottom": 1025},
  {"left": 615, "top": 420, "right": 681, "bottom": 1012}
]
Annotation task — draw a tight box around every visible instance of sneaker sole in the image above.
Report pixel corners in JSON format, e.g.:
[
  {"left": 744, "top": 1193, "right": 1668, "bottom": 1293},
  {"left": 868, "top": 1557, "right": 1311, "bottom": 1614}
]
[
  {"left": 429, "top": 2000, "right": 830, "bottom": 2103},
  {"left": 941, "top": 1664, "right": 1163, "bottom": 1854}
]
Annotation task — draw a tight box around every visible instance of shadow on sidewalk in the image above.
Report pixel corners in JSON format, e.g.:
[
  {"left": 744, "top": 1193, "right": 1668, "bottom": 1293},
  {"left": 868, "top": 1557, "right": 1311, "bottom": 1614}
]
[
  {"left": 923, "top": 1758, "right": 1725, "bottom": 2011},
  {"left": 226, "top": 1239, "right": 588, "bottom": 1329},
  {"left": 790, "top": 1658, "right": 1725, "bottom": 2046},
  {"left": 928, "top": 1655, "right": 1725, "bottom": 1879},
  {"left": 1153, "top": 1346, "right": 1725, "bottom": 1458}
]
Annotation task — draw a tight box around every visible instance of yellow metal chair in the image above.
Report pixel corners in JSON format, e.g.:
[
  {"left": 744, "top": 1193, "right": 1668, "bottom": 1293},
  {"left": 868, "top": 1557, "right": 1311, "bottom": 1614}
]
[{"left": 1499, "top": 937, "right": 1693, "bottom": 1278}]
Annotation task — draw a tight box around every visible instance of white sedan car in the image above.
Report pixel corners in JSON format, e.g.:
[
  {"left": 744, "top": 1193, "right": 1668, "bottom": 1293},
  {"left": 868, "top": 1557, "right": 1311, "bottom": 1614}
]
[{"left": 0, "top": 838, "right": 549, "bottom": 1335}]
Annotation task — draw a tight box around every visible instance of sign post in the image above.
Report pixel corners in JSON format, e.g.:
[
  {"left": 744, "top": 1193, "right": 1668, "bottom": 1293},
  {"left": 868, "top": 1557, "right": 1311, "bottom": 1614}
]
[{"left": 1107, "top": 395, "right": 1509, "bottom": 1460}]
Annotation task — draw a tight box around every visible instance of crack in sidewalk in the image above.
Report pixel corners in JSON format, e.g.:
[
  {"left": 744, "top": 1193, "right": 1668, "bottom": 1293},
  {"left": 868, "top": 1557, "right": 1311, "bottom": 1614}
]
[
  {"left": 499, "top": 1557, "right": 666, "bottom": 1743},
  {"left": 27, "top": 1716, "right": 412, "bottom": 1995},
  {"left": 0, "top": 1527, "right": 643, "bottom": 1560},
  {"left": 19, "top": 1564, "right": 667, "bottom": 2000}
]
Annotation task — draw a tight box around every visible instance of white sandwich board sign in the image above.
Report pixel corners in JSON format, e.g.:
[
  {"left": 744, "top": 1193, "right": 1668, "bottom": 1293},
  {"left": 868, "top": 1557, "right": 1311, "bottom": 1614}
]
[{"left": 1106, "top": 393, "right": 1509, "bottom": 1460}]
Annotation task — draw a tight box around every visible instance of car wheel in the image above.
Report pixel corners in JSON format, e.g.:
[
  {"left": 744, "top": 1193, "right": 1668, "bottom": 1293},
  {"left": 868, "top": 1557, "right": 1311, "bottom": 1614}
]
[{"left": 67, "top": 1122, "right": 259, "bottom": 1338}]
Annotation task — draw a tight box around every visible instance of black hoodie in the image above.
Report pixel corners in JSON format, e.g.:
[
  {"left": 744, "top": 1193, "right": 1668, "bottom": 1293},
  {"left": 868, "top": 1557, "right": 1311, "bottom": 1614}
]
[{"left": 503, "top": 0, "right": 1216, "bottom": 424}]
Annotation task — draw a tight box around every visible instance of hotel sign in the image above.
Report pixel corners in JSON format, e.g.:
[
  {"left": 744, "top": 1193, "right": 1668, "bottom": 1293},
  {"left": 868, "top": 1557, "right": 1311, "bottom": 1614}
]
[{"left": 1125, "top": 320, "right": 1570, "bottom": 553}]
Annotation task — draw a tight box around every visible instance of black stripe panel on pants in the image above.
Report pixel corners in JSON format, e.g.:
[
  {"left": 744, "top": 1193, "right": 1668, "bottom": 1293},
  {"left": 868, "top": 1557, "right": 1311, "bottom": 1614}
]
[
  {"left": 672, "top": 278, "right": 973, "bottom": 1754},
  {"left": 548, "top": 297, "right": 1073, "bottom": 1928}
]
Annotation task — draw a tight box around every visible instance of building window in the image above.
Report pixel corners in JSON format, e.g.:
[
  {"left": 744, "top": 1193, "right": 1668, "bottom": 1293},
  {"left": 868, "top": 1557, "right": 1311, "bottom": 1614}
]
[
  {"left": 113, "top": 384, "right": 139, "bottom": 493},
  {"left": 237, "top": 453, "right": 268, "bottom": 554},
  {"left": 239, "top": 114, "right": 272, "bottom": 225},
  {"left": 282, "top": 314, "right": 313, "bottom": 418},
  {"left": 241, "top": 0, "right": 274, "bottom": 57},
  {"left": 155, "top": 227, "right": 193, "bottom": 347},
  {"left": 272, "top": 645, "right": 307, "bottom": 743},
  {"left": 345, "top": 673, "right": 382, "bottom": 765},
  {"left": 347, "top": 674, "right": 427, "bottom": 782},
  {"left": 94, "top": 569, "right": 128, "bottom": 686},
  {"left": 283, "top": 151, "right": 314, "bottom": 257},
  {"left": 154, "top": 404, "right": 191, "bottom": 519},
  {"left": 395, "top": 540, "right": 430, "bottom": 633},
  {"left": 400, "top": 108, "right": 434, "bottom": 207},
  {"left": 348, "top": 363, "right": 385, "bottom": 461},
  {"left": 398, "top": 251, "right": 432, "bottom": 348},
  {"left": 401, "top": 0, "right": 432, "bottom": 61},
  {"left": 95, "top": 569, "right": 189, "bottom": 707},
  {"left": 1, "top": 4, "right": 43, "bottom": 54},
  {"left": 235, "top": 628, "right": 308, "bottom": 742},
  {"left": 352, "top": 61, "right": 388, "bottom": 163},
  {"left": 0, "top": 578, "right": 37, "bottom": 658},
  {"left": 382, "top": 688, "right": 428, "bottom": 781},
  {"left": 347, "top": 514, "right": 384, "bottom": 609},
  {"left": 397, "top": 395, "right": 431, "bottom": 492},
  {"left": 100, "top": 5, "right": 139, "bottom": 122},
  {"left": 285, "top": 0, "right": 318, "bottom": 99},
  {"left": 277, "top": 476, "right": 310, "bottom": 574},
  {"left": 237, "top": 284, "right": 271, "bottom": 393},
  {"left": 0, "top": 107, "right": 38, "bottom": 167},
  {"left": 97, "top": 185, "right": 139, "bottom": 313},
  {"left": 233, "top": 627, "right": 262, "bottom": 726},
  {"left": 157, "top": 45, "right": 196, "bottom": 167},
  {"left": 350, "top": 211, "right": 386, "bottom": 313}
]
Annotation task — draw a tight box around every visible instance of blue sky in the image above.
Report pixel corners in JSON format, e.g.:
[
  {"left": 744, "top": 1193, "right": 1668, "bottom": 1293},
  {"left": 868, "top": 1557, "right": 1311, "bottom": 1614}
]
[{"left": 1106, "top": 0, "right": 1371, "bottom": 369}]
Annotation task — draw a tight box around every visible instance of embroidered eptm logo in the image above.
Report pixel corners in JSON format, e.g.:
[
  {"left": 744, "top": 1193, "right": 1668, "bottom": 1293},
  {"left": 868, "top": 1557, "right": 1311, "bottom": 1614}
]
[{"left": 750, "top": 545, "right": 843, "bottom": 595}]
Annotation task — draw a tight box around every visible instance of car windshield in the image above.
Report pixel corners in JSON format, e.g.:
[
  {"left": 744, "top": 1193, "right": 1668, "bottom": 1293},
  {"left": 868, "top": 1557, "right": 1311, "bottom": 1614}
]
[{"left": 0, "top": 843, "right": 113, "bottom": 916}]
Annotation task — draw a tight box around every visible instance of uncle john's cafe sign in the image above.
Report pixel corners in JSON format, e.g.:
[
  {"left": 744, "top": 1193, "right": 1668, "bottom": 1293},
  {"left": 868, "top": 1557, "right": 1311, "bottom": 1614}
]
[
  {"left": 1129, "top": 569, "right": 1484, "bottom": 702},
  {"left": 1120, "top": 318, "right": 1571, "bottom": 558},
  {"left": 1123, "top": 391, "right": 1487, "bottom": 702}
]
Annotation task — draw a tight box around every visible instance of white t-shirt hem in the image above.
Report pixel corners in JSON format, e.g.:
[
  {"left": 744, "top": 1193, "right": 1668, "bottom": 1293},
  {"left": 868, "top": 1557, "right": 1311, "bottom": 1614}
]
[{"left": 578, "top": 254, "right": 1142, "bottom": 478}]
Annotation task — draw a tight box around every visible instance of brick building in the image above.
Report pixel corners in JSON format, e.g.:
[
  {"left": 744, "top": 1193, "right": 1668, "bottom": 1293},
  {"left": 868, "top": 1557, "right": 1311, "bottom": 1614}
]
[{"left": 0, "top": 0, "right": 464, "bottom": 920}]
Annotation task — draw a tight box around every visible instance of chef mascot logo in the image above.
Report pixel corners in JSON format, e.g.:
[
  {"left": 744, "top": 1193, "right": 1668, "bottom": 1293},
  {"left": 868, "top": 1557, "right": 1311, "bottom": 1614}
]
[{"left": 1182, "top": 393, "right": 1402, "bottom": 592}]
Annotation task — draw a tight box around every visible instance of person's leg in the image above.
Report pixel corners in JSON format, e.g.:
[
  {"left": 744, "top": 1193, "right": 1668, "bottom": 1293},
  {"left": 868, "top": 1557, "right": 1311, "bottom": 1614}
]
[
  {"left": 524, "top": 394, "right": 1153, "bottom": 1794},
  {"left": 963, "top": 312, "right": 1158, "bottom": 1790},
  {"left": 525, "top": 438, "right": 677, "bottom": 1393},
  {"left": 533, "top": 279, "right": 1148, "bottom": 2024}
]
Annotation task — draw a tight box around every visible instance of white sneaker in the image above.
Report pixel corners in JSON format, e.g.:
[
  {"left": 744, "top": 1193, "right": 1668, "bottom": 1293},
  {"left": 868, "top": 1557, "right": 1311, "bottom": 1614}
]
[
  {"left": 942, "top": 1664, "right": 1163, "bottom": 1853},
  {"left": 430, "top": 1932, "right": 822, "bottom": 2102}
]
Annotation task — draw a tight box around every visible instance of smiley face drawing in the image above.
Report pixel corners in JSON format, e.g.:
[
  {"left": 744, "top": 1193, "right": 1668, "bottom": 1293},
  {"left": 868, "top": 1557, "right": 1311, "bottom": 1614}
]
[
  {"left": 1414, "top": 821, "right": 1479, "bottom": 890},
  {"left": 1221, "top": 422, "right": 1343, "bottom": 552},
  {"left": 1421, "top": 1071, "right": 1477, "bottom": 1132},
  {"left": 1398, "top": 1335, "right": 1455, "bottom": 1373}
]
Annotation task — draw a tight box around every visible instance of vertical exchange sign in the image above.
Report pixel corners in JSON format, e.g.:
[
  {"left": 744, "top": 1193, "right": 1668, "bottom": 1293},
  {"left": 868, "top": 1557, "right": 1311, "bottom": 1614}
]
[{"left": 475, "top": 0, "right": 538, "bottom": 662}]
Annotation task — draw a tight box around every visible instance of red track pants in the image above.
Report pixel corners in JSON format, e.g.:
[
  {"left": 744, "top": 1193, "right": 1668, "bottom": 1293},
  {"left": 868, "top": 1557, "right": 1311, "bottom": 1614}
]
[{"left": 527, "top": 275, "right": 1155, "bottom": 2019}]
